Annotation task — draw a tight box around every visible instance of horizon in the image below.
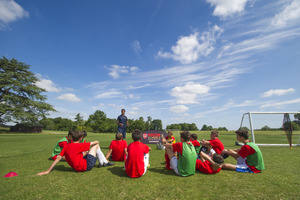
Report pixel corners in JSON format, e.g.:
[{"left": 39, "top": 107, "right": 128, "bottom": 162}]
[{"left": 1, "top": 0, "right": 300, "bottom": 130}]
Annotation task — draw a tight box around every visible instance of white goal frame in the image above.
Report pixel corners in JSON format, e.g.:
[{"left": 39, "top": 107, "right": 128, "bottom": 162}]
[{"left": 240, "top": 111, "right": 300, "bottom": 146}]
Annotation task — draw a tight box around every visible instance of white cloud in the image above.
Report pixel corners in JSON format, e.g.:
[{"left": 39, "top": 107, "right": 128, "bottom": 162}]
[
  {"left": 169, "top": 105, "right": 189, "bottom": 113},
  {"left": 106, "top": 65, "right": 139, "bottom": 79},
  {"left": 157, "top": 25, "right": 223, "bottom": 64},
  {"left": 129, "top": 94, "right": 140, "bottom": 99},
  {"left": 171, "top": 82, "right": 210, "bottom": 104},
  {"left": 57, "top": 93, "right": 81, "bottom": 102},
  {"left": 261, "top": 88, "right": 295, "bottom": 97},
  {"left": 131, "top": 40, "right": 142, "bottom": 54},
  {"left": 270, "top": 0, "right": 300, "bottom": 28},
  {"left": 94, "top": 91, "right": 122, "bottom": 99},
  {"left": 35, "top": 78, "right": 61, "bottom": 93},
  {"left": 260, "top": 98, "right": 300, "bottom": 108},
  {"left": 206, "top": 0, "right": 248, "bottom": 18},
  {"left": 0, "top": 0, "right": 29, "bottom": 29}
]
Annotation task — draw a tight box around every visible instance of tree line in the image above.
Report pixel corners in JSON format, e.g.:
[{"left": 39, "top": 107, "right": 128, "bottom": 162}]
[{"left": 39, "top": 111, "right": 164, "bottom": 133}]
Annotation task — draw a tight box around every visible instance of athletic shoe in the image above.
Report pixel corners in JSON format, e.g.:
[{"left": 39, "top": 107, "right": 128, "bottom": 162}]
[
  {"left": 98, "top": 163, "right": 103, "bottom": 168},
  {"left": 103, "top": 162, "right": 114, "bottom": 167}
]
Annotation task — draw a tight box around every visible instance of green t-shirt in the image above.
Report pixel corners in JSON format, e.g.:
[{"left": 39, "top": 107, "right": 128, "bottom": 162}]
[
  {"left": 245, "top": 142, "right": 265, "bottom": 171},
  {"left": 177, "top": 142, "right": 197, "bottom": 177},
  {"left": 51, "top": 137, "right": 69, "bottom": 157}
]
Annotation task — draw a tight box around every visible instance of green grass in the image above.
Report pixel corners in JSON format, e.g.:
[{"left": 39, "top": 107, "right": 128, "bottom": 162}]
[{"left": 0, "top": 131, "right": 299, "bottom": 199}]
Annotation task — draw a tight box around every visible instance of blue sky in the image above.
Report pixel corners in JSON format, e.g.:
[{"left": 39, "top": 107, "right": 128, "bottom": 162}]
[{"left": 1, "top": 0, "right": 300, "bottom": 130}]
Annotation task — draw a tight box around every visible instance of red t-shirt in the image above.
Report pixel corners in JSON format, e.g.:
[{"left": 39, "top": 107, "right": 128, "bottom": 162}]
[
  {"left": 125, "top": 141, "right": 149, "bottom": 178},
  {"left": 191, "top": 140, "right": 201, "bottom": 147},
  {"left": 238, "top": 144, "right": 261, "bottom": 173},
  {"left": 109, "top": 140, "right": 128, "bottom": 161},
  {"left": 208, "top": 138, "right": 224, "bottom": 154},
  {"left": 172, "top": 142, "right": 193, "bottom": 155},
  {"left": 196, "top": 159, "right": 221, "bottom": 174},
  {"left": 59, "top": 142, "right": 91, "bottom": 172}
]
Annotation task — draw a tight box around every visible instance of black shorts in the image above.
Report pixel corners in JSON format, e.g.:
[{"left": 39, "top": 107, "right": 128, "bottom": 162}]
[{"left": 84, "top": 154, "right": 97, "bottom": 171}]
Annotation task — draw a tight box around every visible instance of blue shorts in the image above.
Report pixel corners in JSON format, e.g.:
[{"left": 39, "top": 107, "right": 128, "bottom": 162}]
[
  {"left": 118, "top": 128, "right": 127, "bottom": 139},
  {"left": 84, "top": 154, "right": 97, "bottom": 171},
  {"left": 236, "top": 167, "right": 253, "bottom": 173}
]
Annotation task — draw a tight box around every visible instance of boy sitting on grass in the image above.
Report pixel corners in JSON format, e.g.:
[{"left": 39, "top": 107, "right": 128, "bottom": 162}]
[
  {"left": 221, "top": 129, "right": 265, "bottom": 173},
  {"left": 190, "top": 133, "right": 201, "bottom": 155},
  {"left": 163, "top": 131, "right": 197, "bottom": 177},
  {"left": 200, "top": 130, "right": 224, "bottom": 155},
  {"left": 125, "top": 129, "right": 151, "bottom": 178},
  {"left": 51, "top": 131, "right": 72, "bottom": 161},
  {"left": 105, "top": 132, "right": 128, "bottom": 161},
  {"left": 164, "top": 131, "right": 176, "bottom": 170},
  {"left": 37, "top": 130, "right": 113, "bottom": 175},
  {"left": 196, "top": 151, "right": 224, "bottom": 174}
]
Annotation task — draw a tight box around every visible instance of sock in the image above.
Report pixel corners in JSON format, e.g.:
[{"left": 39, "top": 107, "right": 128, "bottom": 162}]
[{"left": 96, "top": 147, "right": 108, "bottom": 165}]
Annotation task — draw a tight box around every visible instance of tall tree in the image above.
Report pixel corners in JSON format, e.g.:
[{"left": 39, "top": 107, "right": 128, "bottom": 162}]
[
  {"left": 85, "top": 110, "right": 107, "bottom": 133},
  {"left": 0, "top": 57, "right": 55, "bottom": 125}
]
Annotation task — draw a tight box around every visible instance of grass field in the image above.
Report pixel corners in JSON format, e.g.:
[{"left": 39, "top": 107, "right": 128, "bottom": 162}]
[{"left": 1, "top": 130, "right": 300, "bottom": 199}]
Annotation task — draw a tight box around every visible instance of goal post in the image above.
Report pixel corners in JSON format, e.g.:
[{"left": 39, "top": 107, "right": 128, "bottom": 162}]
[{"left": 239, "top": 111, "right": 300, "bottom": 146}]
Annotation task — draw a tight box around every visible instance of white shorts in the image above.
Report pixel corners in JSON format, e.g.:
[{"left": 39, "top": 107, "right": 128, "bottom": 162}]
[
  {"left": 170, "top": 156, "right": 180, "bottom": 176},
  {"left": 142, "top": 153, "right": 150, "bottom": 176},
  {"left": 236, "top": 156, "right": 248, "bottom": 169}
]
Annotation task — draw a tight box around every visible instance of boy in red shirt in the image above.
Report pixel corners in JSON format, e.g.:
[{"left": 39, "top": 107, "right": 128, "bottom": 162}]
[
  {"left": 190, "top": 133, "right": 201, "bottom": 155},
  {"left": 201, "top": 130, "right": 224, "bottom": 154},
  {"left": 163, "top": 131, "right": 197, "bottom": 177},
  {"left": 196, "top": 151, "right": 224, "bottom": 174},
  {"left": 105, "top": 132, "right": 128, "bottom": 161},
  {"left": 37, "top": 130, "right": 114, "bottom": 175},
  {"left": 221, "top": 129, "right": 265, "bottom": 173},
  {"left": 125, "top": 129, "right": 151, "bottom": 178}
]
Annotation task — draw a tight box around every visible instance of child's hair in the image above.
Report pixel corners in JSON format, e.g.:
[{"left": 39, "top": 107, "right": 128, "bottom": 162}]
[
  {"left": 235, "top": 129, "right": 249, "bottom": 140},
  {"left": 211, "top": 130, "right": 219, "bottom": 137},
  {"left": 168, "top": 131, "right": 173, "bottom": 135},
  {"left": 180, "top": 131, "right": 191, "bottom": 142},
  {"left": 190, "top": 133, "right": 198, "bottom": 140},
  {"left": 116, "top": 132, "right": 123, "bottom": 140},
  {"left": 212, "top": 154, "right": 224, "bottom": 164},
  {"left": 121, "top": 108, "right": 125, "bottom": 112},
  {"left": 69, "top": 130, "right": 84, "bottom": 141},
  {"left": 82, "top": 131, "right": 87, "bottom": 138},
  {"left": 132, "top": 129, "right": 142, "bottom": 141}
]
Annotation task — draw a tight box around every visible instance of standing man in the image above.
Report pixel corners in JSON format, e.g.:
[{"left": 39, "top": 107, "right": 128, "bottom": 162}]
[{"left": 117, "top": 109, "right": 129, "bottom": 139}]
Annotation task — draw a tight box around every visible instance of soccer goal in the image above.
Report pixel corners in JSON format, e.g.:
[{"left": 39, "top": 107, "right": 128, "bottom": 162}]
[{"left": 239, "top": 112, "right": 300, "bottom": 147}]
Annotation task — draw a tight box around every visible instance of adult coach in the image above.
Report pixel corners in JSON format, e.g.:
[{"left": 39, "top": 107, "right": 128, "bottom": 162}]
[{"left": 117, "top": 109, "right": 129, "bottom": 139}]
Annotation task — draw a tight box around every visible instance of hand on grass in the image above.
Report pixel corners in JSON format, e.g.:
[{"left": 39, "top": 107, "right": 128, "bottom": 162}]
[{"left": 36, "top": 171, "right": 50, "bottom": 176}]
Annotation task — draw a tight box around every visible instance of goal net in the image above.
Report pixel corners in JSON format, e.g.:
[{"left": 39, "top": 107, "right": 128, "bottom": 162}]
[{"left": 239, "top": 112, "right": 300, "bottom": 146}]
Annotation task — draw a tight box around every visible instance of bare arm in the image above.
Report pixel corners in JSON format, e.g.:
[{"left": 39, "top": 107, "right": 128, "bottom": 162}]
[
  {"left": 105, "top": 149, "right": 113, "bottom": 160},
  {"left": 36, "top": 155, "right": 62, "bottom": 176},
  {"left": 200, "top": 151, "right": 222, "bottom": 170},
  {"left": 124, "top": 148, "right": 128, "bottom": 156},
  {"left": 223, "top": 149, "right": 240, "bottom": 159},
  {"left": 90, "top": 141, "right": 99, "bottom": 147}
]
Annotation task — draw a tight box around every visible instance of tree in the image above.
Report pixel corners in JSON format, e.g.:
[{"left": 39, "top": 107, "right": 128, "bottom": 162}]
[
  {"left": 75, "top": 113, "right": 84, "bottom": 126},
  {"left": 0, "top": 57, "right": 55, "bottom": 125},
  {"left": 85, "top": 110, "right": 108, "bottom": 133},
  {"left": 201, "top": 124, "right": 208, "bottom": 131},
  {"left": 151, "top": 119, "right": 162, "bottom": 130},
  {"left": 261, "top": 125, "right": 271, "bottom": 131}
]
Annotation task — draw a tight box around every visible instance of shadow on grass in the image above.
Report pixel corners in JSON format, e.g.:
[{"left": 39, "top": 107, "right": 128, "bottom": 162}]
[
  {"left": 53, "top": 165, "right": 75, "bottom": 172},
  {"left": 106, "top": 166, "right": 129, "bottom": 178},
  {"left": 147, "top": 167, "right": 175, "bottom": 176}
]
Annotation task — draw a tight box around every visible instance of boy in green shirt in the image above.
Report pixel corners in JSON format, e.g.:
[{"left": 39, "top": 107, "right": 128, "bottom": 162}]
[{"left": 163, "top": 131, "right": 197, "bottom": 177}]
